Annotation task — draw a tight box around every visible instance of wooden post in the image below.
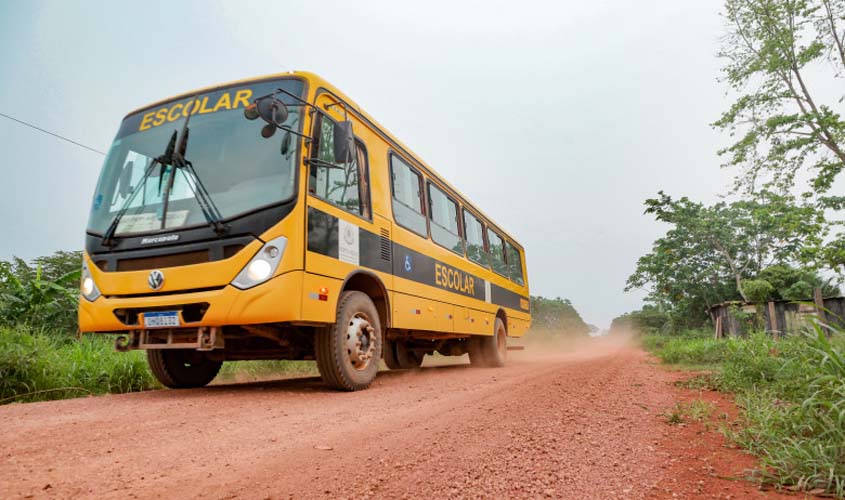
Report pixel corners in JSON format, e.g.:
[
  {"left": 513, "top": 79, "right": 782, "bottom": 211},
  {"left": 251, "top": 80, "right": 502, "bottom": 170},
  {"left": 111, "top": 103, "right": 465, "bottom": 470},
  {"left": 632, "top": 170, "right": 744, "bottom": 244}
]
[
  {"left": 813, "top": 288, "right": 829, "bottom": 337},
  {"left": 714, "top": 315, "right": 722, "bottom": 339},
  {"left": 768, "top": 301, "right": 779, "bottom": 340}
]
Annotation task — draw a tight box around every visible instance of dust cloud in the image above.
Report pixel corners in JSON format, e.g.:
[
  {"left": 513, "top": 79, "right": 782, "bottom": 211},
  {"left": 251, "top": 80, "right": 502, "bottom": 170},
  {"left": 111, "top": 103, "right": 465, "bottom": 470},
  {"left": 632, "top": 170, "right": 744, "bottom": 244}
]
[{"left": 422, "top": 330, "right": 636, "bottom": 368}]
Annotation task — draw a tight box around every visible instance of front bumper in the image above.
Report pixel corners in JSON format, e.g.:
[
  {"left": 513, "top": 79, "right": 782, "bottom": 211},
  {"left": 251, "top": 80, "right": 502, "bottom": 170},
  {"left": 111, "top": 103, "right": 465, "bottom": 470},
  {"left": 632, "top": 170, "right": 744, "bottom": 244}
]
[{"left": 78, "top": 270, "right": 304, "bottom": 332}]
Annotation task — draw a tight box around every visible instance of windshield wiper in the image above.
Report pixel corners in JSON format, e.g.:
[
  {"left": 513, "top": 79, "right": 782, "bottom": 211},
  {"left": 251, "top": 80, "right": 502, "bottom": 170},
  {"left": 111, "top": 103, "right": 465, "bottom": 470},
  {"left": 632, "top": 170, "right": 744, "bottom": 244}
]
[
  {"left": 101, "top": 131, "right": 177, "bottom": 247},
  {"left": 164, "top": 123, "right": 229, "bottom": 236}
]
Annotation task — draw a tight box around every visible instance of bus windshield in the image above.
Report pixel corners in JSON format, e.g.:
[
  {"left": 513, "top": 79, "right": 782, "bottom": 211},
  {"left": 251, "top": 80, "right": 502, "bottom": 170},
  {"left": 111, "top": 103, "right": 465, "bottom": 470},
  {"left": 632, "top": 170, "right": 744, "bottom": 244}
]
[{"left": 87, "top": 78, "right": 305, "bottom": 236}]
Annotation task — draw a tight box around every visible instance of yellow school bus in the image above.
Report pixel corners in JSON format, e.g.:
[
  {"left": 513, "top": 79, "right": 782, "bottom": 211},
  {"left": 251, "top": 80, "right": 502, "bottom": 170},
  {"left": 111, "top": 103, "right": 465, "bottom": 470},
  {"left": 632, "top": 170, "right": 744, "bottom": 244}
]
[{"left": 78, "top": 71, "right": 531, "bottom": 391}]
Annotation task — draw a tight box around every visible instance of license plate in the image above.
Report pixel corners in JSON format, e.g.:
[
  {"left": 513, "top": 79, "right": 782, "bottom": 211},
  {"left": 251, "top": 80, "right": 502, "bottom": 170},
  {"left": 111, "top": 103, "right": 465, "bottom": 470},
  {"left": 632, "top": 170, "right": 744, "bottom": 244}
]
[{"left": 143, "top": 311, "right": 180, "bottom": 328}]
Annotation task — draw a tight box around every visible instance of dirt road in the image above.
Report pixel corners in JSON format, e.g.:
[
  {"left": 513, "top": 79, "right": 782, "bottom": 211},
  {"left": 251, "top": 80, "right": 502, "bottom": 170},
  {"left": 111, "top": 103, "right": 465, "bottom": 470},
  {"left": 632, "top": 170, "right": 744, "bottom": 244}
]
[{"left": 0, "top": 338, "right": 780, "bottom": 499}]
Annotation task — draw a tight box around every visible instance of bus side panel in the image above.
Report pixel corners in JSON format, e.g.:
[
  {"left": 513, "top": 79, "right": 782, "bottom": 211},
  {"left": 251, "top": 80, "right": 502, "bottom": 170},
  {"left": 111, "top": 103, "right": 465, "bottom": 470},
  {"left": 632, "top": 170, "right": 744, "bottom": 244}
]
[
  {"left": 437, "top": 303, "right": 455, "bottom": 332},
  {"left": 391, "top": 292, "right": 440, "bottom": 331},
  {"left": 300, "top": 271, "right": 342, "bottom": 323},
  {"left": 456, "top": 306, "right": 495, "bottom": 335},
  {"left": 507, "top": 316, "right": 528, "bottom": 338},
  {"left": 226, "top": 270, "right": 304, "bottom": 325}
]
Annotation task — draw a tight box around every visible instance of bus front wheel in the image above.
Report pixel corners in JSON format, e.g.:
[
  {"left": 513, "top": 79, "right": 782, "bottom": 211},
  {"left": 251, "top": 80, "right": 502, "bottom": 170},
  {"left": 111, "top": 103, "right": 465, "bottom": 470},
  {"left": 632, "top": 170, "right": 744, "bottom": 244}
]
[
  {"left": 146, "top": 349, "right": 222, "bottom": 388},
  {"left": 468, "top": 318, "right": 507, "bottom": 368},
  {"left": 315, "top": 291, "right": 382, "bottom": 391}
]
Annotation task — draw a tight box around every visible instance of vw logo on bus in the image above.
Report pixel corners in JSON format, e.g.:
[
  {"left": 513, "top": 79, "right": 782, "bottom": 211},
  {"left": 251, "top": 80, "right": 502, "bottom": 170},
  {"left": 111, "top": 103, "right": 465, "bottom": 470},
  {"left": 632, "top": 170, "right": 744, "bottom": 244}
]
[{"left": 147, "top": 270, "right": 165, "bottom": 290}]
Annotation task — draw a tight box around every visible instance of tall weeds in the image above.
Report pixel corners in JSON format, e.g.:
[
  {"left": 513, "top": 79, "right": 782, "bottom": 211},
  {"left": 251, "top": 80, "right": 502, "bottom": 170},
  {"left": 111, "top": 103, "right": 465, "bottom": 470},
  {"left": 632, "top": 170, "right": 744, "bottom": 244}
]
[
  {"left": 0, "top": 326, "right": 156, "bottom": 403},
  {"left": 725, "top": 327, "right": 845, "bottom": 496},
  {"left": 644, "top": 327, "right": 845, "bottom": 497}
]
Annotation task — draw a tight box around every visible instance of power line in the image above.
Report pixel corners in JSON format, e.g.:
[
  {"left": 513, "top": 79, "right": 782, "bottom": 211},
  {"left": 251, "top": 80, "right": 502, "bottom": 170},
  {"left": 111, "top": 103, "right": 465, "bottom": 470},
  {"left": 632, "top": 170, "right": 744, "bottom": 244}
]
[{"left": 0, "top": 112, "right": 106, "bottom": 156}]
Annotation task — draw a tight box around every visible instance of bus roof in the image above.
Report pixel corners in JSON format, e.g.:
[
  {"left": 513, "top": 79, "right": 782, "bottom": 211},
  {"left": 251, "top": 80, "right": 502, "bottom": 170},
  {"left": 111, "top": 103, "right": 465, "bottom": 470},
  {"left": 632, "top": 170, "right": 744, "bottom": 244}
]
[{"left": 124, "top": 71, "right": 524, "bottom": 249}]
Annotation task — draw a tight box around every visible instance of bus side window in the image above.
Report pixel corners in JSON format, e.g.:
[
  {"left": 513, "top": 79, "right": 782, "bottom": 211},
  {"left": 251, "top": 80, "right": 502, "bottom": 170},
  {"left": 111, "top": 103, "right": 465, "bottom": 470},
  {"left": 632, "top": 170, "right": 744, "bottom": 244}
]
[
  {"left": 390, "top": 155, "right": 427, "bottom": 237},
  {"left": 309, "top": 116, "right": 370, "bottom": 218},
  {"left": 427, "top": 182, "right": 464, "bottom": 255},
  {"left": 463, "top": 209, "right": 488, "bottom": 267},
  {"left": 488, "top": 230, "right": 508, "bottom": 277},
  {"left": 506, "top": 241, "right": 525, "bottom": 285}
]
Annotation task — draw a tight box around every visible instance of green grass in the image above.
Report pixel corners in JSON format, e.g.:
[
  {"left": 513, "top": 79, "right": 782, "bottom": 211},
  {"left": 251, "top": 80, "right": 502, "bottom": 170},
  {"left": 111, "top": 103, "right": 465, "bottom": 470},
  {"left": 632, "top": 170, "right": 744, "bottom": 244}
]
[
  {"left": 0, "top": 326, "right": 320, "bottom": 404},
  {"left": 644, "top": 329, "right": 729, "bottom": 368},
  {"left": 0, "top": 326, "right": 156, "bottom": 403},
  {"left": 662, "top": 398, "right": 715, "bottom": 424},
  {"left": 217, "top": 359, "right": 317, "bottom": 382},
  {"left": 643, "top": 326, "right": 845, "bottom": 498}
]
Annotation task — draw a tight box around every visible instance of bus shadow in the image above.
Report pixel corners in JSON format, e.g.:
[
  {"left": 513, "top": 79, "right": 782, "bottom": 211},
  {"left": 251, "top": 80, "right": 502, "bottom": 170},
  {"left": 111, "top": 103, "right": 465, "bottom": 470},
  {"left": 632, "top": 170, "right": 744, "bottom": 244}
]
[{"left": 147, "top": 363, "right": 476, "bottom": 399}]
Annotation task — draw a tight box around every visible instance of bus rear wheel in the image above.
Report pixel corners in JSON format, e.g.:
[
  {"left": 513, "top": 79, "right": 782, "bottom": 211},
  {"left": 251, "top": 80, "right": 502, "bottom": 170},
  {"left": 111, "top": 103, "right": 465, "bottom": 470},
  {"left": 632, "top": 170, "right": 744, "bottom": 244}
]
[
  {"left": 384, "top": 339, "right": 424, "bottom": 369},
  {"left": 315, "top": 291, "right": 382, "bottom": 391},
  {"left": 468, "top": 318, "right": 508, "bottom": 368},
  {"left": 146, "top": 349, "right": 222, "bottom": 388}
]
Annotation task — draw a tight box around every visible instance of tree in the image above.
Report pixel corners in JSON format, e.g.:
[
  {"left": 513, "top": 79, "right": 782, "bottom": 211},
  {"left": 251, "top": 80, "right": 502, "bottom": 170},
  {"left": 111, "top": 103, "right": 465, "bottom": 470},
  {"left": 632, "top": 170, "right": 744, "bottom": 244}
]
[
  {"left": 626, "top": 191, "right": 828, "bottom": 325},
  {"left": 742, "top": 278, "right": 776, "bottom": 301},
  {"left": 714, "top": 0, "right": 845, "bottom": 201},
  {"left": 756, "top": 263, "right": 840, "bottom": 297},
  {"left": 529, "top": 296, "right": 590, "bottom": 336},
  {"left": 610, "top": 306, "right": 672, "bottom": 335}
]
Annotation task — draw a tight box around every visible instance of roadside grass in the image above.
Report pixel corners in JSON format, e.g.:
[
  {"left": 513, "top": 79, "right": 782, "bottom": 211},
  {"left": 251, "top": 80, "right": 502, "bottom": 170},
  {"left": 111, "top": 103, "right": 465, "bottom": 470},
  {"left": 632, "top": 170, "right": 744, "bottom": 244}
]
[
  {"left": 216, "top": 359, "right": 318, "bottom": 382},
  {"left": 662, "top": 398, "right": 715, "bottom": 425},
  {"left": 0, "top": 326, "right": 156, "bottom": 403},
  {"left": 0, "top": 326, "right": 320, "bottom": 404},
  {"left": 643, "top": 326, "right": 845, "bottom": 498},
  {"left": 644, "top": 328, "right": 727, "bottom": 369}
]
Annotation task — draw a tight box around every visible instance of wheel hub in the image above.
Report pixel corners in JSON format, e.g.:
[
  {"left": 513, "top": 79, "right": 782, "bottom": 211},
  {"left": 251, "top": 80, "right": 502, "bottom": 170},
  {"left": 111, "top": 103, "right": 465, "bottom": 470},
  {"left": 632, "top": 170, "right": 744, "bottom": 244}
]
[{"left": 346, "top": 315, "right": 376, "bottom": 370}]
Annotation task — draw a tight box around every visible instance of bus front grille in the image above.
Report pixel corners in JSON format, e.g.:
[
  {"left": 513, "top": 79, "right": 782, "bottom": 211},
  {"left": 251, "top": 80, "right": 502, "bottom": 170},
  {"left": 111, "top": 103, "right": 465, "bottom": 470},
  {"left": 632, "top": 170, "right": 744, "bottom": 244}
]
[
  {"left": 115, "top": 250, "right": 211, "bottom": 271},
  {"left": 92, "top": 241, "right": 248, "bottom": 273}
]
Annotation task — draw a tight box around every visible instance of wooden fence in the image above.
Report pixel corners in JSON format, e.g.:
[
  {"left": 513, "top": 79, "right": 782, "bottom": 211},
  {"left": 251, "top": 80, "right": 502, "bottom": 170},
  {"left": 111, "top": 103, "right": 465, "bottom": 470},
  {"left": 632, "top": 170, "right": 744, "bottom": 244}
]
[{"left": 709, "top": 292, "right": 844, "bottom": 338}]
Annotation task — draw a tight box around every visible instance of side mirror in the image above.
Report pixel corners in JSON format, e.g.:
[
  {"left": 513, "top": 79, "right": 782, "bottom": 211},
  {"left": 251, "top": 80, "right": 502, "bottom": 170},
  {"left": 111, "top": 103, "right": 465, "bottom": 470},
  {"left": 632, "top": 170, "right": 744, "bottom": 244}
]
[
  {"left": 333, "top": 120, "right": 355, "bottom": 163},
  {"left": 244, "top": 96, "right": 289, "bottom": 138}
]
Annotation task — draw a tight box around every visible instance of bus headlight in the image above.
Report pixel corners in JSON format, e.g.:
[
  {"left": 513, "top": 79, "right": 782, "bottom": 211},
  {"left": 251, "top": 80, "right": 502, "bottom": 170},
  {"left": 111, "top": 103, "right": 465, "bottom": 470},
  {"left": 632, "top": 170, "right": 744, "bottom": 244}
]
[
  {"left": 246, "top": 259, "right": 272, "bottom": 281},
  {"left": 231, "top": 236, "right": 287, "bottom": 290},
  {"left": 80, "top": 261, "right": 101, "bottom": 301}
]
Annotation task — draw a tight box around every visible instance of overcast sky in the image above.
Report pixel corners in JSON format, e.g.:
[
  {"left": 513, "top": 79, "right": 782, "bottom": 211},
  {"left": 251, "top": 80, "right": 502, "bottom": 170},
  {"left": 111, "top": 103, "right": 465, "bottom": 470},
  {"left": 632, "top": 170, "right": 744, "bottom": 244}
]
[{"left": 0, "top": 0, "right": 736, "bottom": 328}]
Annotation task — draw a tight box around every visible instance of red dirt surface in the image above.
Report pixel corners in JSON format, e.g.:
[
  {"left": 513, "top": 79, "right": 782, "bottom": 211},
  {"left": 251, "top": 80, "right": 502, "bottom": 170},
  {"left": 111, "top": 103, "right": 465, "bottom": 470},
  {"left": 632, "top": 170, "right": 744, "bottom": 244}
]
[{"left": 0, "top": 337, "right": 814, "bottom": 499}]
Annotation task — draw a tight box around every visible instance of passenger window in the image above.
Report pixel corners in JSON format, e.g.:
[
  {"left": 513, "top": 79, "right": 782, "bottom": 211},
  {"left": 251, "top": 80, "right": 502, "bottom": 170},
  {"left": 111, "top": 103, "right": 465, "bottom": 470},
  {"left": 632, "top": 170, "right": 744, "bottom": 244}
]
[
  {"left": 309, "top": 116, "right": 370, "bottom": 218},
  {"left": 488, "top": 230, "right": 508, "bottom": 276},
  {"left": 463, "top": 209, "right": 488, "bottom": 267},
  {"left": 390, "top": 155, "right": 427, "bottom": 236},
  {"left": 506, "top": 241, "right": 524, "bottom": 285},
  {"left": 428, "top": 183, "right": 463, "bottom": 255}
]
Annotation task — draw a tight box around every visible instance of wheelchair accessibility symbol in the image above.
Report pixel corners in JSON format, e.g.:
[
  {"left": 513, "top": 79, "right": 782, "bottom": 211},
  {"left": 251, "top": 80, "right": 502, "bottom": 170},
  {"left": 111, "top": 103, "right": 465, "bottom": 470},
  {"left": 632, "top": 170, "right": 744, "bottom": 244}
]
[{"left": 404, "top": 255, "right": 412, "bottom": 272}]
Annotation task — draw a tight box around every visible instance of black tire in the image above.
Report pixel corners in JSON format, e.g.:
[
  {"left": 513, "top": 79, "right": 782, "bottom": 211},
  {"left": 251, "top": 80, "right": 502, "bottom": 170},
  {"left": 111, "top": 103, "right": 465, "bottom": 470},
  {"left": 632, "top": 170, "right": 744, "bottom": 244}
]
[
  {"left": 468, "top": 318, "right": 508, "bottom": 368},
  {"left": 146, "top": 349, "right": 222, "bottom": 389},
  {"left": 315, "top": 291, "right": 382, "bottom": 391},
  {"left": 383, "top": 338, "right": 402, "bottom": 370},
  {"left": 395, "top": 341, "right": 424, "bottom": 369},
  {"left": 384, "top": 339, "right": 424, "bottom": 370}
]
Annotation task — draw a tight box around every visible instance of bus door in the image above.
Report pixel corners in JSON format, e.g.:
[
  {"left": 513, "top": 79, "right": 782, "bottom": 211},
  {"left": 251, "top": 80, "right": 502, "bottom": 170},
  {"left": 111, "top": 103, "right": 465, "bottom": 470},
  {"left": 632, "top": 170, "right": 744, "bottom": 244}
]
[{"left": 302, "top": 94, "right": 392, "bottom": 322}]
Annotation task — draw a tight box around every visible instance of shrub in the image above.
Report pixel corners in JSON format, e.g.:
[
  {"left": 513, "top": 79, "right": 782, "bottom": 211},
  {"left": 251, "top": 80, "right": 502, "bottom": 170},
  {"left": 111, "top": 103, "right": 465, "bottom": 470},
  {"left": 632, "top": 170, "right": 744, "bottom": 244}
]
[
  {"left": 0, "top": 254, "right": 81, "bottom": 333},
  {"left": 743, "top": 279, "right": 775, "bottom": 302}
]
